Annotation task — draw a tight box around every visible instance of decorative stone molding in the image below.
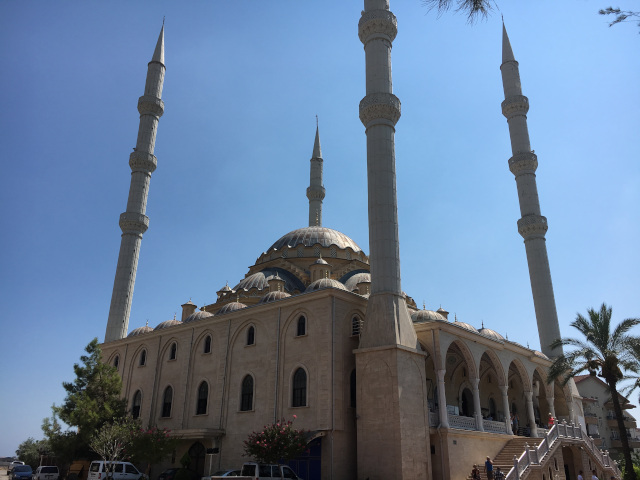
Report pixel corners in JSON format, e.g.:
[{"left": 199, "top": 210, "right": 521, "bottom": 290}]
[
  {"left": 359, "top": 92, "right": 401, "bottom": 126},
  {"left": 129, "top": 151, "right": 157, "bottom": 174},
  {"left": 501, "top": 94, "right": 529, "bottom": 118},
  {"left": 306, "top": 186, "right": 326, "bottom": 200},
  {"left": 138, "top": 95, "right": 165, "bottom": 117},
  {"left": 508, "top": 151, "right": 538, "bottom": 177},
  {"left": 517, "top": 214, "right": 548, "bottom": 239},
  {"left": 119, "top": 211, "right": 149, "bottom": 235},
  {"left": 358, "top": 9, "right": 397, "bottom": 44}
]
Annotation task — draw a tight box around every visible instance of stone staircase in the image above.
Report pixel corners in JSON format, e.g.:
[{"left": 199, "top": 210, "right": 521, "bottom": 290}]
[{"left": 467, "top": 437, "right": 543, "bottom": 480}]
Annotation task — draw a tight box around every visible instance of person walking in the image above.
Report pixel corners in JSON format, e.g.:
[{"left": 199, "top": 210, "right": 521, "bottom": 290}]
[
  {"left": 547, "top": 412, "right": 555, "bottom": 429},
  {"left": 592, "top": 470, "right": 599, "bottom": 480},
  {"left": 578, "top": 470, "right": 584, "bottom": 480},
  {"left": 485, "top": 457, "right": 494, "bottom": 480},
  {"left": 494, "top": 467, "right": 505, "bottom": 480}
]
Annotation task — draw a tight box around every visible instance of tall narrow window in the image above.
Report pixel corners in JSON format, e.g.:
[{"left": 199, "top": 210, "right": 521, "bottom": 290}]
[
  {"left": 196, "top": 382, "right": 208, "bottom": 415},
  {"left": 351, "top": 316, "right": 362, "bottom": 336},
  {"left": 240, "top": 375, "right": 254, "bottom": 411},
  {"left": 247, "top": 326, "right": 255, "bottom": 346},
  {"left": 161, "top": 386, "right": 173, "bottom": 418},
  {"left": 297, "top": 316, "right": 306, "bottom": 336},
  {"left": 292, "top": 368, "right": 307, "bottom": 407},
  {"left": 139, "top": 350, "right": 147, "bottom": 366},
  {"left": 350, "top": 369, "right": 357, "bottom": 408},
  {"left": 132, "top": 390, "right": 142, "bottom": 419},
  {"left": 113, "top": 355, "right": 119, "bottom": 369},
  {"left": 204, "top": 335, "right": 212, "bottom": 354},
  {"left": 169, "top": 343, "right": 177, "bottom": 360}
]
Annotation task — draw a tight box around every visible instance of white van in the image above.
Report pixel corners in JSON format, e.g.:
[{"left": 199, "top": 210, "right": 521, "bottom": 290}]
[
  {"left": 239, "top": 463, "right": 301, "bottom": 480},
  {"left": 87, "top": 462, "right": 145, "bottom": 480},
  {"left": 33, "top": 466, "right": 60, "bottom": 480}
]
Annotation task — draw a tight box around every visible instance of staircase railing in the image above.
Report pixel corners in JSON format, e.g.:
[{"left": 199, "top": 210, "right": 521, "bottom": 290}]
[{"left": 506, "top": 421, "right": 621, "bottom": 480}]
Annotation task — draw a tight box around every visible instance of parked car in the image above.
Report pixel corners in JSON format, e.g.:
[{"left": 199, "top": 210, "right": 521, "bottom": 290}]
[
  {"left": 239, "top": 463, "right": 301, "bottom": 480},
  {"left": 9, "top": 462, "right": 25, "bottom": 473},
  {"left": 157, "top": 469, "right": 199, "bottom": 480},
  {"left": 87, "top": 461, "right": 145, "bottom": 480},
  {"left": 33, "top": 466, "right": 59, "bottom": 480},
  {"left": 10, "top": 465, "right": 33, "bottom": 480},
  {"left": 204, "top": 470, "right": 241, "bottom": 478}
]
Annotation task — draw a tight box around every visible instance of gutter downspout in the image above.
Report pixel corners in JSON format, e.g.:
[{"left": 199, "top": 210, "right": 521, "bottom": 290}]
[
  {"left": 274, "top": 308, "right": 282, "bottom": 422},
  {"left": 218, "top": 317, "right": 232, "bottom": 472}
]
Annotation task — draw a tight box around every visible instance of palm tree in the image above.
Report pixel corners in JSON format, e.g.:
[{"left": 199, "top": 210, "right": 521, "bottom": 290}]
[{"left": 548, "top": 303, "right": 639, "bottom": 480}]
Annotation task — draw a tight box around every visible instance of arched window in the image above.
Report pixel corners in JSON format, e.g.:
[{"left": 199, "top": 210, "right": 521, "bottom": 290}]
[
  {"left": 351, "top": 316, "right": 362, "bottom": 336},
  {"left": 139, "top": 350, "right": 147, "bottom": 366},
  {"left": 196, "top": 382, "right": 208, "bottom": 415},
  {"left": 161, "top": 386, "right": 173, "bottom": 418},
  {"left": 296, "top": 316, "right": 306, "bottom": 336},
  {"left": 247, "top": 326, "right": 255, "bottom": 346},
  {"left": 350, "top": 369, "right": 357, "bottom": 408},
  {"left": 169, "top": 343, "right": 177, "bottom": 360},
  {"left": 113, "top": 355, "right": 119, "bottom": 369},
  {"left": 240, "top": 375, "right": 254, "bottom": 412},
  {"left": 132, "top": 390, "right": 142, "bottom": 419},
  {"left": 203, "top": 335, "right": 212, "bottom": 354},
  {"left": 292, "top": 368, "right": 307, "bottom": 407}
]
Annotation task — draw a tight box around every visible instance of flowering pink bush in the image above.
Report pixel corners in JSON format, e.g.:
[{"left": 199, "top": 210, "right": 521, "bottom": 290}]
[{"left": 243, "top": 417, "right": 307, "bottom": 464}]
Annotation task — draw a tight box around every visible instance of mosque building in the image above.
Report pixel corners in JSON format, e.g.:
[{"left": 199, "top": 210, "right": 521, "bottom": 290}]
[{"left": 99, "top": 2, "right": 622, "bottom": 479}]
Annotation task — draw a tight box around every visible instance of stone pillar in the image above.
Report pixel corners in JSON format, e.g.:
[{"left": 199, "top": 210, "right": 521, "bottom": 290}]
[
  {"left": 473, "top": 378, "right": 484, "bottom": 432},
  {"left": 437, "top": 369, "right": 449, "bottom": 428},
  {"left": 105, "top": 25, "right": 165, "bottom": 342},
  {"left": 500, "top": 24, "right": 562, "bottom": 358},
  {"left": 500, "top": 386, "right": 513, "bottom": 435},
  {"left": 525, "top": 391, "right": 538, "bottom": 437},
  {"left": 548, "top": 394, "right": 556, "bottom": 421}
]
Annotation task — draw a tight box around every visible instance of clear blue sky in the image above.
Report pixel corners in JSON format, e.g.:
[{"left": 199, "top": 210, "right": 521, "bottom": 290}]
[{"left": 0, "top": 1, "right": 638, "bottom": 457}]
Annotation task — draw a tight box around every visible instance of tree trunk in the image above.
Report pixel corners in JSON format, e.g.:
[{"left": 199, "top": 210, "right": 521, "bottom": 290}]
[{"left": 607, "top": 379, "right": 636, "bottom": 480}]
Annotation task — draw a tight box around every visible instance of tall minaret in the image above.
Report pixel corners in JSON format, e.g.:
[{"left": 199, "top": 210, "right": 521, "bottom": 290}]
[
  {"left": 306, "top": 122, "right": 325, "bottom": 227},
  {"left": 355, "top": 2, "right": 430, "bottom": 479},
  {"left": 500, "top": 24, "right": 562, "bottom": 358},
  {"left": 105, "top": 25, "right": 165, "bottom": 342}
]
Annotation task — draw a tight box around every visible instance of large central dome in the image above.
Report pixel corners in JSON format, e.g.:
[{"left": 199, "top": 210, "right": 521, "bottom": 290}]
[{"left": 267, "top": 226, "right": 363, "bottom": 253}]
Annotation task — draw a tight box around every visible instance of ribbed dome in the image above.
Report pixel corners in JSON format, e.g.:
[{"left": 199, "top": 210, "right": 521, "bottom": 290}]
[
  {"left": 184, "top": 310, "right": 214, "bottom": 323},
  {"left": 155, "top": 319, "right": 182, "bottom": 330},
  {"left": 217, "top": 301, "right": 248, "bottom": 314},
  {"left": 411, "top": 309, "right": 446, "bottom": 323},
  {"left": 234, "top": 268, "right": 305, "bottom": 293},
  {"left": 342, "top": 272, "right": 371, "bottom": 292},
  {"left": 128, "top": 325, "right": 153, "bottom": 337},
  {"left": 259, "top": 291, "right": 291, "bottom": 303},
  {"left": 479, "top": 328, "right": 504, "bottom": 340},
  {"left": 313, "top": 257, "right": 329, "bottom": 265},
  {"left": 305, "top": 278, "right": 348, "bottom": 293},
  {"left": 268, "top": 226, "right": 363, "bottom": 253},
  {"left": 453, "top": 321, "right": 478, "bottom": 333},
  {"left": 533, "top": 350, "right": 549, "bottom": 360}
]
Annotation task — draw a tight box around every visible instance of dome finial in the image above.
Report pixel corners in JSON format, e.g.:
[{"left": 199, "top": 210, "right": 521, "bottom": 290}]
[
  {"left": 145, "top": 319, "right": 149, "bottom": 326},
  {"left": 481, "top": 320, "right": 484, "bottom": 328},
  {"left": 173, "top": 313, "right": 176, "bottom": 320},
  {"left": 423, "top": 301, "right": 426, "bottom": 310}
]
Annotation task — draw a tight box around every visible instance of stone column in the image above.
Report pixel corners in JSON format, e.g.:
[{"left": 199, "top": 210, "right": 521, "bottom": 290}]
[
  {"left": 437, "top": 369, "right": 450, "bottom": 428},
  {"left": 473, "top": 378, "right": 484, "bottom": 432},
  {"left": 105, "top": 25, "right": 165, "bottom": 342},
  {"left": 500, "top": 386, "right": 513, "bottom": 435},
  {"left": 525, "top": 391, "right": 538, "bottom": 437}
]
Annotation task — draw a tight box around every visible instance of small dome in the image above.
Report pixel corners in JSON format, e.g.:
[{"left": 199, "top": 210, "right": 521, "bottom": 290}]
[
  {"left": 341, "top": 271, "right": 371, "bottom": 291},
  {"left": 453, "top": 320, "right": 478, "bottom": 333},
  {"left": 217, "top": 301, "right": 248, "bottom": 315},
  {"left": 155, "top": 319, "right": 182, "bottom": 330},
  {"left": 313, "top": 257, "right": 329, "bottom": 265},
  {"left": 411, "top": 309, "right": 446, "bottom": 323},
  {"left": 184, "top": 309, "right": 214, "bottom": 323},
  {"left": 305, "top": 278, "right": 348, "bottom": 293},
  {"left": 479, "top": 328, "right": 505, "bottom": 340},
  {"left": 219, "top": 284, "right": 232, "bottom": 292},
  {"left": 259, "top": 291, "right": 291, "bottom": 303},
  {"left": 234, "top": 268, "right": 305, "bottom": 293},
  {"left": 533, "top": 350, "right": 549, "bottom": 360},
  {"left": 128, "top": 325, "right": 153, "bottom": 337}
]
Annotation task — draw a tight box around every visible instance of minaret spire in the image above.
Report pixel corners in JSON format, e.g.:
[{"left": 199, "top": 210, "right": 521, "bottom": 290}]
[
  {"left": 500, "top": 24, "right": 562, "bottom": 358},
  {"left": 105, "top": 24, "right": 166, "bottom": 342},
  {"left": 354, "top": 2, "right": 430, "bottom": 479},
  {"left": 306, "top": 120, "right": 325, "bottom": 227}
]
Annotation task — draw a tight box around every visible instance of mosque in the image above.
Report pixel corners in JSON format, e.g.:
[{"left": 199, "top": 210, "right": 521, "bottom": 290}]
[{"left": 98, "top": 2, "right": 622, "bottom": 479}]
